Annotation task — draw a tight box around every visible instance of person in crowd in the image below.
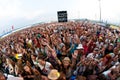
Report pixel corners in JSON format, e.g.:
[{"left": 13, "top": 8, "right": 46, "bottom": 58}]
[
  {"left": 38, "top": 58, "right": 53, "bottom": 76},
  {"left": 21, "top": 65, "right": 35, "bottom": 80},
  {"left": 87, "top": 47, "right": 100, "bottom": 59},
  {"left": 0, "top": 21, "right": 120, "bottom": 80},
  {"left": 104, "top": 43, "right": 114, "bottom": 56},
  {"left": 61, "top": 57, "right": 73, "bottom": 79},
  {"left": 5, "top": 58, "right": 15, "bottom": 75},
  {"left": 0, "top": 72, "right": 6, "bottom": 80}
]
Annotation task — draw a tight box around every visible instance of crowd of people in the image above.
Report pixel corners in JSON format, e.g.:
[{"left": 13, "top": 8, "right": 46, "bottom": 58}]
[{"left": 0, "top": 20, "right": 120, "bottom": 80}]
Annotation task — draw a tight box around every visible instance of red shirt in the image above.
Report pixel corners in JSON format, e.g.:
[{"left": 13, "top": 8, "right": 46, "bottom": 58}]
[
  {"left": 83, "top": 45, "right": 88, "bottom": 55},
  {"left": 87, "top": 41, "right": 96, "bottom": 53}
]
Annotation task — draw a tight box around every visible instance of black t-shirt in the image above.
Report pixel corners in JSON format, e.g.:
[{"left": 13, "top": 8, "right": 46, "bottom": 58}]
[
  {"left": 83, "top": 67, "right": 94, "bottom": 76},
  {"left": 105, "top": 49, "right": 113, "bottom": 55},
  {"left": 118, "top": 58, "right": 120, "bottom": 63}
]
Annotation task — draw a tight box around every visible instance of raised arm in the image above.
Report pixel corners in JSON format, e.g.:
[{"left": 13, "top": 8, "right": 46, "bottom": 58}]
[{"left": 41, "top": 40, "right": 61, "bottom": 65}]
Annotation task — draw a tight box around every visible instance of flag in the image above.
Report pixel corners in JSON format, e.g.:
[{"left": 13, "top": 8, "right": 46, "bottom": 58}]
[{"left": 15, "top": 54, "right": 22, "bottom": 59}]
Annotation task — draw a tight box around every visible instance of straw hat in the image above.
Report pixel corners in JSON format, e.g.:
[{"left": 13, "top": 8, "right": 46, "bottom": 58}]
[
  {"left": 48, "top": 69, "right": 60, "bottom": 80},
  {"left": 99, "top": 36, "right": 103, "bottom": 40}
]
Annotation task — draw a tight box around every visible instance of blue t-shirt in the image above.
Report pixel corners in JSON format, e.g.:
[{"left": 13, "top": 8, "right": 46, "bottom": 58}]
[{"left": 70, "top": 43, "right": 78, "bottom": 54}]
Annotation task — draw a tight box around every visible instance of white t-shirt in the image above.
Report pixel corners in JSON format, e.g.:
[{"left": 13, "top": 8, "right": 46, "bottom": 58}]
[
  {"left": 38, "top": 62, "right": 51, "bottom": 75},
  {"left": 102, "top": 62, "right": 120, "bottom": 79},
  {"left": 8, "top": 64, "right": 14, "bottom": 74},
  {"left": 87, "top": 53, "right": 98, "bottom": 59}
]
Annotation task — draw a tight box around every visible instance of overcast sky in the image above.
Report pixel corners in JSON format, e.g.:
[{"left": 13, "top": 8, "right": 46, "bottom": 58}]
[{"left": 0, "top": 0, "right": 120, "bottom": 35}]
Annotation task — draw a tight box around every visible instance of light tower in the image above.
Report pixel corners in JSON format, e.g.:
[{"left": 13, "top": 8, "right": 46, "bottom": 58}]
[{"left": 98, "top": 0, "right": 101, "bottom": 22}]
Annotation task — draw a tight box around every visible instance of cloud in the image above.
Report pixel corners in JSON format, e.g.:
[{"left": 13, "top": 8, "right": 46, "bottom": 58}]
[
  {"left": 0, "top": 0, "right": 21, "bottom": 18},
  {"left": 23, "top": 10, "right": 45, "bottom": 20},
  {"left": 0, "top": 0, "right": 120, "bottom": 35},
  {"left": 0, "top": 0, "right": 45, "bottom": 20}
]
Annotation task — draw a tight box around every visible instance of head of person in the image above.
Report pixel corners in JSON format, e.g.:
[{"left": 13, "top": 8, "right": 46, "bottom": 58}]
[
  {"left": 73, "top": 50, "right": 78, "bottom": 56},
  {"left": 58, "top": 38, "right": 62, "bottom": 44},
  {"left": 108, "top": 43, "right": 114, "bottom": 50},
  {"left": 76, "top": 44, "right": 84, "bottom": 53},
  {"left": 38, "top": 59, "right": 45, "bottom": 65},
  {"left": 23, "top": 65, "right": 32, "bottom": 73},
  {"left": 61, "top": 45, "right": 66, "bottom": 52},
  {"left": 116, "top": 42, "right": 120, "bottom": 48},
  {"left": 106, "top": 53, "right": 115, "bottom": 59},
  {"left": 62, "top": 57, "right": 71, "bottom": 68},
  {"left": 93, "top": 48, "right": 99, "bottom": 54},
  {"left": 81, "top": 40, "right": 87, "bottom": 46},
  {"left": 31, "top": 54, "right": 37, "bottom": 61},
  {"left": 103, "top": 53, "right": 114, "bottom": 65},
  {"left": 76, "top": 75, "right": 86, "bottom": 80},
  {"left": 0, "top": 72, "right": 6, "bottom": 80},
  {"left": 110, "top": 68, "right": 119, "bottom": 77}
]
